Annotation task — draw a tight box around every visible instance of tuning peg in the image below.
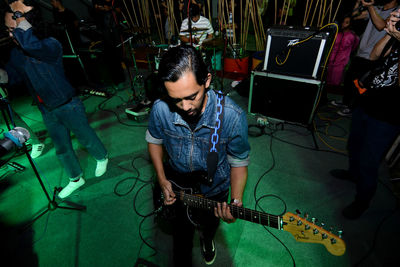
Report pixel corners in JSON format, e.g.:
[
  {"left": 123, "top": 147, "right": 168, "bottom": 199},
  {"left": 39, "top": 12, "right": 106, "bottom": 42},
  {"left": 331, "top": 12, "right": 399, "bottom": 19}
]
[
  {"left": 296, "top": 209, "right": 301, "bottom": 215},
  {"left": 320, "top": 222, "right": 325, "bottom": 228},
  {"left": 311, "top": 217, "right": 316, "bottom": 224},
  {"left": 338, "top": 230, "right": 343, "bottom": 239},
  {"left": 329, "top": 226, "right": 334, "bottom": 232},
  {"left": 304, "top": 212, "right": 309, "bottom": 219}
]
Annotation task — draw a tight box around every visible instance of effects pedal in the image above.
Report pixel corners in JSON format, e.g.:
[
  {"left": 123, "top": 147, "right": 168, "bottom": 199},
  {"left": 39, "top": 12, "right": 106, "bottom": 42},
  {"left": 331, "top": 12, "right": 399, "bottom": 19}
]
[{"left": 125, "top": 103, "right": 151, "bottom": 121}]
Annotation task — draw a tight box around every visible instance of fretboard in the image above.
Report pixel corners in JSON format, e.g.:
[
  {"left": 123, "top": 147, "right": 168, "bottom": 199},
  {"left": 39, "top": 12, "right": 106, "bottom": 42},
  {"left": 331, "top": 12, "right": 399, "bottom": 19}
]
[{"left": 176, "top": 190, "right": 282, "bottom": 230}]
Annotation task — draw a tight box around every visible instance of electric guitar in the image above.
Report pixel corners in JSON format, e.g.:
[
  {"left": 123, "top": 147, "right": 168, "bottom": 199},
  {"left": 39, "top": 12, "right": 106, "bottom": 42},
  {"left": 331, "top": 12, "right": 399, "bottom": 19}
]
[{"left": 155, "top": 180, "right": 346, "bottom": 257}]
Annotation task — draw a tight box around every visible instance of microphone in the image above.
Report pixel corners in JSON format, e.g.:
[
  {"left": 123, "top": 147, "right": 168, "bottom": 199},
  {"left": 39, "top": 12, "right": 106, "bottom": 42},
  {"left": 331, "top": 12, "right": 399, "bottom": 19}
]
[{"left": 0, "top": 127, "right": 30, "bottom": 158}]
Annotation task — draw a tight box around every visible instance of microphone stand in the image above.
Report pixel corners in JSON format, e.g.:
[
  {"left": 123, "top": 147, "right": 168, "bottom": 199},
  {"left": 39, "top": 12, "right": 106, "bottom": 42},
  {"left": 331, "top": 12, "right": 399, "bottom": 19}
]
[
  {"left": 0, "top": 95, "right": 86, "bottom": 230},
  {"left": 117, "top": 35, "right": 139, "bottom": 101}
]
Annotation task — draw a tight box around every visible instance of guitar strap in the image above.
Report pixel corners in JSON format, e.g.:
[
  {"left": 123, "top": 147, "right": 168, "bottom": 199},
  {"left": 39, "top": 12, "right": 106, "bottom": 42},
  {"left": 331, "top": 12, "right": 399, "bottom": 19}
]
[{"left": 206, "top": 90, "right": 225, "bottom": 185}]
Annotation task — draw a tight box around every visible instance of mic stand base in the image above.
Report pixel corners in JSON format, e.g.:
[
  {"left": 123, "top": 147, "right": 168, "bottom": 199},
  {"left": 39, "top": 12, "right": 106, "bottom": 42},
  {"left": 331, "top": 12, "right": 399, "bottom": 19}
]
[{"left": 22, "top": 146, "right": 86, "bottom": 230}]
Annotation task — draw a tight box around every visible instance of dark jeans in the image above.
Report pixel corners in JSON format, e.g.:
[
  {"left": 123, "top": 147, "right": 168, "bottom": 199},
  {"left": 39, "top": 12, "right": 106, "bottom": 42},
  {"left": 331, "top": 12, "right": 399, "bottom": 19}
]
[
  {"left": 40, "top": 97, "right": 107, "bottom": 179},
  {"left": 342, "top": 57, "right": 375, "bottom": 107},
  {"left": 172, "top": 189, "right": 228, "bottom": 267},
  {"left": 348, "top": 107, "right": 400, "bottom": 204}
]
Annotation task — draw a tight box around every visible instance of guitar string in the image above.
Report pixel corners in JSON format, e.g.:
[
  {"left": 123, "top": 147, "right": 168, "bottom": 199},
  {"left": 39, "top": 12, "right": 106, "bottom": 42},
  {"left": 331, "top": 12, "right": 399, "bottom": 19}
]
[{"left": 174, "top": 190, "right": 281, "bottom": 225}]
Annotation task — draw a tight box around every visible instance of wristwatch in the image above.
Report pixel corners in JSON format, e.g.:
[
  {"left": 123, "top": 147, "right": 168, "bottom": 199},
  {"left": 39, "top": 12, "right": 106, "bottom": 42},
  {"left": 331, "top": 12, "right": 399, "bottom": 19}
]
[
  {"left": 12, "top": 11, "right": 24, "bottom": 20},
  {"left": 230, "top": 198, "right": 241, "bottom": 204}
]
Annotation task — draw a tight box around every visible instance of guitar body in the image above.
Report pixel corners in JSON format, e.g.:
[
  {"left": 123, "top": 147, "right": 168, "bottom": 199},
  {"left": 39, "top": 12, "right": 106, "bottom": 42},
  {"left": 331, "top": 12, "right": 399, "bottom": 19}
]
[{"left": 153, "top": 167, "right": 211, "bottom": 225}]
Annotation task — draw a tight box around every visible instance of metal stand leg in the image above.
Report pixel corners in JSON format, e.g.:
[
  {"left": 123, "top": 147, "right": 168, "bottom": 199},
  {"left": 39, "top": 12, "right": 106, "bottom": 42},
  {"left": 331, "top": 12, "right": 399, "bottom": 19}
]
[
  {"left": 0, "top": 99, "right": 87, "bottom": 230},
  {"left": 24, "top": 143, "right": 86, "bottom": 229},
  {"left": 63, "top": 28, "right": 90, "bottom": 84}
]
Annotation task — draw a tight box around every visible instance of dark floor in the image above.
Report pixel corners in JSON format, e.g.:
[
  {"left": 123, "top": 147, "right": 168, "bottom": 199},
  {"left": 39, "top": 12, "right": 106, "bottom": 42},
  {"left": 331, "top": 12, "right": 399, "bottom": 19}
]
[{"left": 0, "top": 64, "right": 399, "bottom": 267}]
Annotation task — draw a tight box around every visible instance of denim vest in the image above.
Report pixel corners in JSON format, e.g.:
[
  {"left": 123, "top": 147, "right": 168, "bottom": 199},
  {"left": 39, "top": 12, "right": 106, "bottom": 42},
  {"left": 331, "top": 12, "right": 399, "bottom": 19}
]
[
  {"left": 5, "top": 21, "right": 75, "bottom": 109},
  {"left": 146, "top": 90, "right": 250, "bottom": 197}
]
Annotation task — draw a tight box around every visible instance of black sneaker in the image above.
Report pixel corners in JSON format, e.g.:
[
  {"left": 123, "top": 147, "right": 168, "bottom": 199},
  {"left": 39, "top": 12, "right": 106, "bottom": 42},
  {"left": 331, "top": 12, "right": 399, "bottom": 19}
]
[
  {"left": 330, "top": 169, "right": 357, "bottom": 183},
  {"left": 342, "top": 201, "right": 369, "bottom": 220},
  {"left": 200, "top": 238, "right": 216, "bottom": 265}
]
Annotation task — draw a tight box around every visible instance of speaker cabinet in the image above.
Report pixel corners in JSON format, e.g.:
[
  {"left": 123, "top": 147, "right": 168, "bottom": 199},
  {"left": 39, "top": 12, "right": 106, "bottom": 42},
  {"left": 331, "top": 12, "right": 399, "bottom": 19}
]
[
  {"left": 263, "top": 26, "right": 330, "bottom": 79},
  {"left": 248, "top": 71, "right": 322, "bottom": 125}
]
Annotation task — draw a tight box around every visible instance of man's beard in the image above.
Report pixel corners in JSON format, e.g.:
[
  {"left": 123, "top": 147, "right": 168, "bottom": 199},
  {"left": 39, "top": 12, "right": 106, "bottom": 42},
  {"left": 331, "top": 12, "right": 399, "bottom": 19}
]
[
  {"left": 175, "top": 92, "right": 206, "bottom": 124},
  {"left": 177, "top": 107, "right": 202, "bottom": 124}
]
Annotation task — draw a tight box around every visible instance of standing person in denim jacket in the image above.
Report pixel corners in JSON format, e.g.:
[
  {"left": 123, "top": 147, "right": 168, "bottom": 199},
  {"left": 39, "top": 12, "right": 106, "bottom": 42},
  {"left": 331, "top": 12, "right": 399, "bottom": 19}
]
[
  {"left": 146, "top": 45, "right": 250, "bottom": 266},
  {"left": 2, "top": 0, "right": 108, "bottom": 199}
]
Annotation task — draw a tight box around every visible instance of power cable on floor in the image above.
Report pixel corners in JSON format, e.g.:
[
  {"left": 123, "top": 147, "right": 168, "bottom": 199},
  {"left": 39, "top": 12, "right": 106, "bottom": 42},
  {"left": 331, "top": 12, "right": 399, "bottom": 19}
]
[{"left": 113, "top": 154, "right": 158, "bottom": 260}]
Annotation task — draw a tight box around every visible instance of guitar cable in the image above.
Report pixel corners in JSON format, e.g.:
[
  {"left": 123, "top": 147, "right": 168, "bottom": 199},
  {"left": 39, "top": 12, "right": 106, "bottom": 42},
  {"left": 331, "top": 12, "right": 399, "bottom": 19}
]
[
  {"left": 96, "top": 88, "right": 148, "bottom": 128},
  {"left": 251, "top": 127, "right": 296, "bottom": 267}
]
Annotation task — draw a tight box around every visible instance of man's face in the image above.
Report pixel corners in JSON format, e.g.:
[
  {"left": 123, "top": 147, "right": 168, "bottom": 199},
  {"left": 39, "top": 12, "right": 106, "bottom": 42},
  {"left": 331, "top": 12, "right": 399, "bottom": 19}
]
[
  {"left": 191, "top": 15, "right": 200, "bottom": 23},
  {"left": 4, "top": 13, "right": 17, "bottom": 39},
  {"left": 165, "top": 71, "right": 211, "bottom": 122},
  {"left": 50, "top": 0, "right": 59, "bottom": 8}
]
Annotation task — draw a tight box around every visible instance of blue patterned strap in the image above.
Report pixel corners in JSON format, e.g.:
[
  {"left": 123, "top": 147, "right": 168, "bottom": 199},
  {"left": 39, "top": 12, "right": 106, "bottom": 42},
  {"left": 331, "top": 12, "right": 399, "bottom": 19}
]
[{"left": 206, "top": 90, "right": 225, "bottom": 184}]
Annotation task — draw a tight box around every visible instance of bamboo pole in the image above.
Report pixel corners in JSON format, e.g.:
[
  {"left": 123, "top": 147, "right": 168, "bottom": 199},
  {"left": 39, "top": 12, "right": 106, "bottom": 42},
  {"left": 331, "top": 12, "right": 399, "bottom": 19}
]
[
  {"left": 137, "top": 0, "right": 144, "bottom": 30},
  {"left": 243, "top": 0, "right": 250, "bottom": 50},
  {"left": 155, "top": 0, "right": 166, "bottom": 42},
  {"left": 280, "top": 0, "right": 287, "bottom": 25},
  {"left": 145, "top": 0, "right": 150, "bottom": 34},
  {"left": 310, "top": 0, "right": 320, "bottom": 26},
  {"left": 255, "top": 0, "right": 265, "bottom": 43},
  {"left": 284, "top": 0, "right": 291, "bottom": 25},
  {"left": 328, "top": 0, "right": 333, "bottom": 22},
  {"left": 208, "top": 0, "right": 212, "bottom": 23},
  {"left": 321, "top": 1, "right": 332, "bottom": 24},
  {"left": 304, "top": 0, "right": 314, "bottom": 26},
  {"left": 130, "top": 0, "right": 140, "bottom": 28},
  {"left": 150, "top": 0, "right": 162, "bottom": 43},
  {"left": 303, "top": 0, "right": 310, "bottom": 26},
  {"left": 121, "top": 0, "right": 134, "bottom": 29},
  {"left": 171, "top": 0, "right": 180, "bottom": 38},
  {"left": 317, "top": 0, "right": 323, "bottom": 26},
  {"left": 333, "top": 0, "right": 343, "bottom": 22},
  {"left": 274, "top": 0, "right": 277, "bottom": 25},
  {"left": 322, "top": 0, "right": 327, "bottom": 26},
  {"left": 232, "top": 0, "right": 236, "bottom": 44}
]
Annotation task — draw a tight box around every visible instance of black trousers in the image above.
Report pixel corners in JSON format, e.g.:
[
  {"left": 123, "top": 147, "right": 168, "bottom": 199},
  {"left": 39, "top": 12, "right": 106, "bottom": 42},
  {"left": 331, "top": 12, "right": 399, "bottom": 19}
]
[{"left": 171, "top": 189, "right": 228, "bottom": 267}]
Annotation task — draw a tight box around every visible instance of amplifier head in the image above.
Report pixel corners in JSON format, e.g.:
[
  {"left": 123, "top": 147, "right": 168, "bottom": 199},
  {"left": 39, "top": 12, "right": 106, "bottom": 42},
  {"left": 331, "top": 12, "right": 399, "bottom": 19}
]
[{"left": 263, "top": 26, "right": 331, "bottom": 80}]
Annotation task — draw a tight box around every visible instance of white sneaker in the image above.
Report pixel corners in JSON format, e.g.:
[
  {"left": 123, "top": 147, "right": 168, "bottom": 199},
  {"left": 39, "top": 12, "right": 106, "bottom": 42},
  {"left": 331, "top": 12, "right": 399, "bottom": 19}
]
[
  {"left": 330, "top": 100, "right": 348, "bottom": 108},
  {"left": 58, "top": 178, "right": 85, "bottom": 199},
  {"left": 31, "top": 143, "right": 45, "bottom": 159},
  {"left": 337, "top": 108, "right": 352, "bottom": 117},
  {"left": 95, "top": 158, "right": 108, "bottom": 177}
]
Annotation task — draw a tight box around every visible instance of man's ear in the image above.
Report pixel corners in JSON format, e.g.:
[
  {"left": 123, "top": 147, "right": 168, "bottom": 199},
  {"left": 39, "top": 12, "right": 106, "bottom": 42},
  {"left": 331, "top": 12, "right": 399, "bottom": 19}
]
[{"left": 205, "top": 73, "right": 212, "bottom": 90}]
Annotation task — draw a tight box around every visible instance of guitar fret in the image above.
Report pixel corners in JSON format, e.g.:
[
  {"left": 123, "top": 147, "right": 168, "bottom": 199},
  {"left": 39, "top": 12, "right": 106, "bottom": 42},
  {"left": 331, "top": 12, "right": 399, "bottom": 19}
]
[{"left": 176, "top": 190, "right": 281, "bottom": 229}]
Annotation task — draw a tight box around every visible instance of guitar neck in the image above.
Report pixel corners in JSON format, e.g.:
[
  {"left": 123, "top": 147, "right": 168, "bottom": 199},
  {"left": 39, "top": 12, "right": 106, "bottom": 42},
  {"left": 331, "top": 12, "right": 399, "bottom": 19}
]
[{"left": 176, "top": 191, "right": 282, "bottom": 230}]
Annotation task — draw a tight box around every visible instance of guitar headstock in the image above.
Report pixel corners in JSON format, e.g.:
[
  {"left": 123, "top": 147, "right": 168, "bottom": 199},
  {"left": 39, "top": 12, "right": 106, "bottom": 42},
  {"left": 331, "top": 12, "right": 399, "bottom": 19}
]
[{"left": 282, "top": 212, "right": 346, "bottom": 256}]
